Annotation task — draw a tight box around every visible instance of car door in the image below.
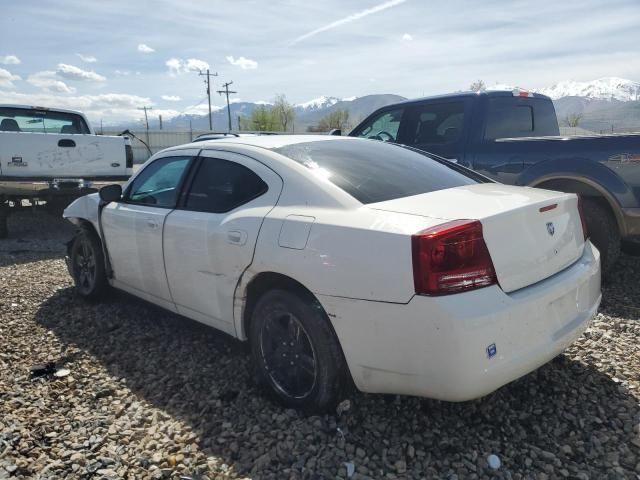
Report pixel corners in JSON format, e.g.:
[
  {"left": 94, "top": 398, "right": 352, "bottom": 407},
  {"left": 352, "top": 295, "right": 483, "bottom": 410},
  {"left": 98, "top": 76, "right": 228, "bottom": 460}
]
[
  {"left": 163, "top": 150, "right": 283, "bottom": 335},
  {"left": 101, "top": 150, "right": 196, "bottom": 310}
]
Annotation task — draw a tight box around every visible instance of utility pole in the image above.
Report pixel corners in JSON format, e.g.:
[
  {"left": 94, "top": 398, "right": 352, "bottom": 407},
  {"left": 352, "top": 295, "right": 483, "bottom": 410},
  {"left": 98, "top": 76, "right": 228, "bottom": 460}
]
[
  {"left": 138, "top": 106, "right": 153, "bottom": 148},
  {"left": 158, "top": 114, "right": 163, "bottom": 130},
  {"left": 198, "top": 69, "right": 218, "bottom": 131},
  {"left": 217, "top": 81, "right": 237, "bottom": 132}
]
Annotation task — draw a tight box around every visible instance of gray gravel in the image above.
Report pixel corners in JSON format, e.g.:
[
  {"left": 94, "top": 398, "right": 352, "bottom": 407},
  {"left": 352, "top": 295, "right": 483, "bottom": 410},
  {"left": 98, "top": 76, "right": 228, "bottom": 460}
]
[{"left": 1, "top": 209, "right": 639, "bottom": 479}]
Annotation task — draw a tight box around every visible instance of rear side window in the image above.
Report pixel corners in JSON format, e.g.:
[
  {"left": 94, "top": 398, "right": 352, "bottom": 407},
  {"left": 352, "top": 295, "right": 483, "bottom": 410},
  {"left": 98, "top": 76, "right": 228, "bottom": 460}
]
[
  {"left": 484, "top": 98, "right": 559, "bottom": 139},
  {"left": 274, "top": 139, "right": 478, "bottom": 205},
  {"left": 409, "top": 102, "right": 465, "bottom": 146},
  {"left": 0, "top": 107, "right": 90, "bottom": 134},
  {"left": 184, "top": 158, "right": 267, "bottom": 213}
]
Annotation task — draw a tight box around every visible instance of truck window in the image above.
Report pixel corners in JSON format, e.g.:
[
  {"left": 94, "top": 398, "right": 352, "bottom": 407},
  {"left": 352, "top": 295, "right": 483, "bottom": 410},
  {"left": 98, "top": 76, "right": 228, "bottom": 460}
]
[
  {"left": 408, "top": 102, "right": 465, "bottom": 146},
  {"left": 0, "top": 107, "right": 90, "bottom": 134},
  {"left": 352, "top": 108, "right": 404, "bottom": 142},
  {"left": 484, "top": 97, "right": 559, "bottom": 139}
]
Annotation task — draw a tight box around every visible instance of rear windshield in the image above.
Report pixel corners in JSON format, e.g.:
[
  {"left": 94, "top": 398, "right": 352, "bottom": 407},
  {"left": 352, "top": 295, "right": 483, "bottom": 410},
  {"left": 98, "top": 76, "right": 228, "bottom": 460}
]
[
  {"left": 273, "top": 139, "right": 479, "bottom": 204},
  {"left": 0, "top": 107, "right": 90, "bottom": 134}
]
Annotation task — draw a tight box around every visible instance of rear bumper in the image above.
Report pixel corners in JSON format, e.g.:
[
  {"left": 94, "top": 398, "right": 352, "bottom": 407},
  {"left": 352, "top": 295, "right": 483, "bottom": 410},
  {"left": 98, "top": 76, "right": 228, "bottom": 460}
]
[
  {"left": 0, "top": 176, "right": 130, "bottom": 198},
  {"left": 319, "top": 241, "right": 601, "bottom": 401},
  {"left": 622, "top": 207, "right": 640, "bottom": 237}
]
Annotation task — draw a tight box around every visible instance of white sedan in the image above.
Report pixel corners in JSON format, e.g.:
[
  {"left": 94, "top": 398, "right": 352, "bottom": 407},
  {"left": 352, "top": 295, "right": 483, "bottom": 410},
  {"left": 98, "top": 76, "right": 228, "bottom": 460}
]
[{"left": 63, "top": 135, "right": 601, "bottom": 410}]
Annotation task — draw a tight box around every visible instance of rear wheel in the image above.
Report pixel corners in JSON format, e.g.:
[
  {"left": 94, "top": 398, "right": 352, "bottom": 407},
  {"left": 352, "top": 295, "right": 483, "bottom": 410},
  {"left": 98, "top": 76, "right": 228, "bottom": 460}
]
[
  {"left": 249, "top": 289, "right": 346, "bottom": 411},
  {"left": 70, "top": 226, "right": 108, "bottom": 301},
  {"left": 582, "top": 199, "right": 620, "bottom": 276}
]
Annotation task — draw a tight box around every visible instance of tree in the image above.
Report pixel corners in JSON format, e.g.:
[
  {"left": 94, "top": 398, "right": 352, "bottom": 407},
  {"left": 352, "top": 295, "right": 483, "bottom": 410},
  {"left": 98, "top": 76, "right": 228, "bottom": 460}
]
[
  {"left": 316, "top": 109, "right": 350, "bottom": 131},
  {"left": 563, "top": 112, "right": 584, "bottom": 128},
  {"left": 469, "top": 80, "right": 486, "bottom": 92},
  {"left": 241, "top": 105, "right": 278, "bottom": 132},
  {"left": 272, "top": 94, "right": 296, "bottom": 132}
]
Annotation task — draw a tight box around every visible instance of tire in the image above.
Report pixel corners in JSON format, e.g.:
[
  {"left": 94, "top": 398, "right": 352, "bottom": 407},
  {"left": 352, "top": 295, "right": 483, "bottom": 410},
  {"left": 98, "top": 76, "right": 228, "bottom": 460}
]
[
  {"left": 621, "top": 238, "right": 640, "bottom": 257},
  {"left": 249, "top": 289, "right": 346, "bottom": 412},
  {"left": 69, "top": 226, "right": 108, "bottom": 301},
  {"left": 0, "top": 208, "right": 7, "bottom": 239},
  {"left": 582, "top": 199, "right": 620, "bottom": 276}
]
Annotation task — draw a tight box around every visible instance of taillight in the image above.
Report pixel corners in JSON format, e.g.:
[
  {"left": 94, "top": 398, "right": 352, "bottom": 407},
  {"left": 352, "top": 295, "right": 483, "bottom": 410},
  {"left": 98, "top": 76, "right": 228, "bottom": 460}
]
[
  {"left": 577, "top": 196, "right": 588, "bottom": 241},
  {"left": 412, "top": 219, "right": 497, "bottom": 296}
]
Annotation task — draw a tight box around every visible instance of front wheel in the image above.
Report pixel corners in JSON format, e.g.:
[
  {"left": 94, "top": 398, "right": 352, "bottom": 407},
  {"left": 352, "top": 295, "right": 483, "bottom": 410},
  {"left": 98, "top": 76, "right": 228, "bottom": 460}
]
[
  {"left": 70, "top": 226, "right": 108, "bottom": 301},
  {"left": 249, "top": 290, "right": 347, "bottom": 412}
]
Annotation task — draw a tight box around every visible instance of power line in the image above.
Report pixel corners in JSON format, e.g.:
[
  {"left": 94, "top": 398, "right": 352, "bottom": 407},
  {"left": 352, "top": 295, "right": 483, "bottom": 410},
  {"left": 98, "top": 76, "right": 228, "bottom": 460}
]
[
  {"left": 217, "top": 81, "right": 237, "bottom": 132},
  {"left": 198, "top": 69, "right": 218, "bottom": 130}
]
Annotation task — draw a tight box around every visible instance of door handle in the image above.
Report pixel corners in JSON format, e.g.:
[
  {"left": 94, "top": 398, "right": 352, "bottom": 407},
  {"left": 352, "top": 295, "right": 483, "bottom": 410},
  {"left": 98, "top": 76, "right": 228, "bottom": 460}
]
[
  {"left": 58, "top": 139, "right": 76, "bottom": 147},
  {"left": 146, "top": 219, "right": 159, "bottom": 229},
  {"left": 227, "top": 230, "right": 247, "bottom": 245}
]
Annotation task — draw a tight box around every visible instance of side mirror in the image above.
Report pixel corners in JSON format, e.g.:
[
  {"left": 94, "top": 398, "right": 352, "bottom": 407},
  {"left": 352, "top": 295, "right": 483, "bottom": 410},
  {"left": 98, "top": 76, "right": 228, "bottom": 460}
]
[
  {"left": 328, "top": 129, "right": 342, "bottom": 136},
  {"left": 99, "top": 184, "right": 122, "bottom": 204}
]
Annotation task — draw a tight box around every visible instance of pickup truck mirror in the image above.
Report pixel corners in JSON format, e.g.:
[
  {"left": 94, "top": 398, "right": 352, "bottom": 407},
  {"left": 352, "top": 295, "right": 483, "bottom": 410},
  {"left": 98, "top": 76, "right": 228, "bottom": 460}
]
[
  {"left": 328, "top": 129, "right": 342, "bottom": 136},
  {"left": 99, "top": 184, "right": 122, "bottom": 204}
]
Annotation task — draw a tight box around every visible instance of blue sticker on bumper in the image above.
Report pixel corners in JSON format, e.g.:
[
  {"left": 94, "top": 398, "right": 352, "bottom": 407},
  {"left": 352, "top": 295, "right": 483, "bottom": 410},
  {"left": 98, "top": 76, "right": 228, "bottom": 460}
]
[{"left": 486, "top": 343, "right": 497, "bottom": 358}]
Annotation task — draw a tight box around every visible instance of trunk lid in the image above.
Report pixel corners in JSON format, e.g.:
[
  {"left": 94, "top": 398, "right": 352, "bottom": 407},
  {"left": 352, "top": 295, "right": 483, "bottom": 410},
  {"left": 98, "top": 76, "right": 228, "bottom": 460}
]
[{"left": 370, "top": 183, "right": 585, "bottom": 293}]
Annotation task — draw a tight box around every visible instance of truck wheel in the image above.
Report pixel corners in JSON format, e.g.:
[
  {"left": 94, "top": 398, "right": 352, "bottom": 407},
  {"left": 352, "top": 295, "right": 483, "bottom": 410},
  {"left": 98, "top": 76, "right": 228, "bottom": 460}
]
[
  {"left": 70, "top": 226, "right": 108, "bottom": 301},
  {"left": 0, "top": 205, "right": 8, "bottom": 239},
  {"left": 583, "top": 199, "right": 620, "bottom": 276},
  {"left": 249, "top": 289, "right": 346, "bottom": 412}
]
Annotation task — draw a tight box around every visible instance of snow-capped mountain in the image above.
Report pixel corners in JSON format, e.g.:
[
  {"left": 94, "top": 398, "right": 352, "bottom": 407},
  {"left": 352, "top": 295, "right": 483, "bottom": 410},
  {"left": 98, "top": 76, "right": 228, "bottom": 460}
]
[
  {"left": 488, "top": 77, "right": 640, "bottom": 102},
  {"left": 537, "top": 77, "right": 640, "bottom": 101},
  {"left": 295, "top": 96, "right": 341, "bottom": 110}
]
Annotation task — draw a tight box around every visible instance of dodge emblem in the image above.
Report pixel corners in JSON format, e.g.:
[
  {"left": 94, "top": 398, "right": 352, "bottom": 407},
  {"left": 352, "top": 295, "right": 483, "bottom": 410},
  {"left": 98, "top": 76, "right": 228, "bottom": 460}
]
[{"left": 546, "top": 222, "right": 555, "bottom": 236}]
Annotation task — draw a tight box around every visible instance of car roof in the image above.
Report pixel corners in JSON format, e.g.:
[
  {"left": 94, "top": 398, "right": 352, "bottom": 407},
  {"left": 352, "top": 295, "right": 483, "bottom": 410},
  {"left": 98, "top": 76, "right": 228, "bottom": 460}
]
[
  {"left": 183, "top": 134, "right": 347, "bottom": 151},
  {"left": 385, "top": 90, "right": 552, "bottom": 107}
]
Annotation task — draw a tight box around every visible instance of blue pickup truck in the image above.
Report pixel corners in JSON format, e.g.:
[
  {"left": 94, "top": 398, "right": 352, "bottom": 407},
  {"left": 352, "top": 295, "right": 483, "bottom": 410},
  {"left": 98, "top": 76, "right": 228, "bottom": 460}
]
[{"left": 349, "top": 90, "right": 640, "bottom": 274}]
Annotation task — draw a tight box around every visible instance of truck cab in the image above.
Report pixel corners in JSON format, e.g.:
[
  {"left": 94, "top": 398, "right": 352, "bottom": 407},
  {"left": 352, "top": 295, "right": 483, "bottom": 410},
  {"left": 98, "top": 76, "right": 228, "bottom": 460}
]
[{"left": 350, "top": 91, "right": 640, "bottom": 274}]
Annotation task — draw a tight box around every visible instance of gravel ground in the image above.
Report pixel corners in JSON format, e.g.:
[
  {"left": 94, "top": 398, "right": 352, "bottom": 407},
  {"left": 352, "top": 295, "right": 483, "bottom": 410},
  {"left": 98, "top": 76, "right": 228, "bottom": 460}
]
[{"left": 0, "top": 210, "right": 639, "bottom": 480}]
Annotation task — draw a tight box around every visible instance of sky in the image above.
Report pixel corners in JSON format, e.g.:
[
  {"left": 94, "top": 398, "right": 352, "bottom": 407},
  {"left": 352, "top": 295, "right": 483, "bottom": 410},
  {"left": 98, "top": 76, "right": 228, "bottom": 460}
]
[{"left": 1, "top": 0, "right": 639, "bottom": 124}]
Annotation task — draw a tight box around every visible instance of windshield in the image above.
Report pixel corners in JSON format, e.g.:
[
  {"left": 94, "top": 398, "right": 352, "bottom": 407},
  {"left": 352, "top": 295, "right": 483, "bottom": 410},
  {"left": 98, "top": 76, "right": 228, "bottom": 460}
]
[
  {"left": 273, "top": 139, "right": 480, "bottom": 204},
  {"left": 0, "top": 107, "right": 90, "bottom": 134}
]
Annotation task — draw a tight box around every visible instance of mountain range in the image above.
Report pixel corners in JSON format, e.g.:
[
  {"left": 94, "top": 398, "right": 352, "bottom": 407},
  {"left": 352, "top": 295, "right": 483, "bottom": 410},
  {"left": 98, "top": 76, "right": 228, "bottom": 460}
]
[{"left": 135, "top": 77, "right": 640, "bottom": 133}]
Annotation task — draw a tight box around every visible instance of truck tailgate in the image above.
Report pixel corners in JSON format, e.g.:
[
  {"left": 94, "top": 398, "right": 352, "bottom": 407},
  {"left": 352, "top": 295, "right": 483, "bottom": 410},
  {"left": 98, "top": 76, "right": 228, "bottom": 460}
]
[{"left": 0, "top": 132, "right": 127, "bottom": 177}]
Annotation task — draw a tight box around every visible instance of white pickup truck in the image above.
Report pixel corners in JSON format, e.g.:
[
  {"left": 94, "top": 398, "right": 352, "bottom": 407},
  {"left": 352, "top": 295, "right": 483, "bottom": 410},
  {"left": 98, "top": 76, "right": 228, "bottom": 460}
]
[{"left": 0, "top": 104, "right": 133, "bottom": 237}]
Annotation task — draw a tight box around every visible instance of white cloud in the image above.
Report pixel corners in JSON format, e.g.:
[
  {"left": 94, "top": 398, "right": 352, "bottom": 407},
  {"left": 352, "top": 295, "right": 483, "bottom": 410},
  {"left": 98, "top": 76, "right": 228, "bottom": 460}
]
[
  {"left": 76, "top": 53, "right": 97, "bottom": 63},
  {"left": 27, "top": 71, "right": 76, "bottom": 94},
  {"left": 0, "top": 55, "right": 21, "bottom": 65},
  {"left": 56, "top": 64, "right": 106, "bottom": 82},
  {"left": 292, "top": 0, "right": 407, "bottom": 44},
  {"left": 226, "top": 56, "right": 258, "bottom": 70},
  {"left": 402, "top": 33, "right": 413, "bottom": 41},
  {"left": 161, "top": 95, "right": 181, "bottom": 101},
  {"left": 0, "top": 68, "right": 20, "bottom": 89},
  {"left": 184, "top": 58, "right": 209, "bottom": 72},
  {"left": 137, "top": 43, "right": 155, "bottom": 53},
  {"left": 166, "top": 57, "right": 210, "bottom": 75},
  {"left": 114, "top": 70, "right": 130, "bottom": 76},
  {"left": 183, "top": 103, "right": 224, "bottom": 115},
  {"left": 0, "top": 90, "right": 158, "bottom": 122}
]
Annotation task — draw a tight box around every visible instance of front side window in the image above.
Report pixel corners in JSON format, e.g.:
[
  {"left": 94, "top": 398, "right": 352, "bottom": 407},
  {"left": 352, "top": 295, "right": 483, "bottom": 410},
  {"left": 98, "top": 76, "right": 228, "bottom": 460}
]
[
  {"left": 184, "top": 158, "right": 268, "bottom": 213},
  {"left": 353, "top": 108, "right": 404, "bottom": 142},
  {"left": 0, "top": 107, "right": 90, "bottom": 134},
  {"left": 409, "top": 102, "right": 465, "bottom": 146},
  {"left": 126, "top": 156, "right": 191, "bottom": 208}
]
